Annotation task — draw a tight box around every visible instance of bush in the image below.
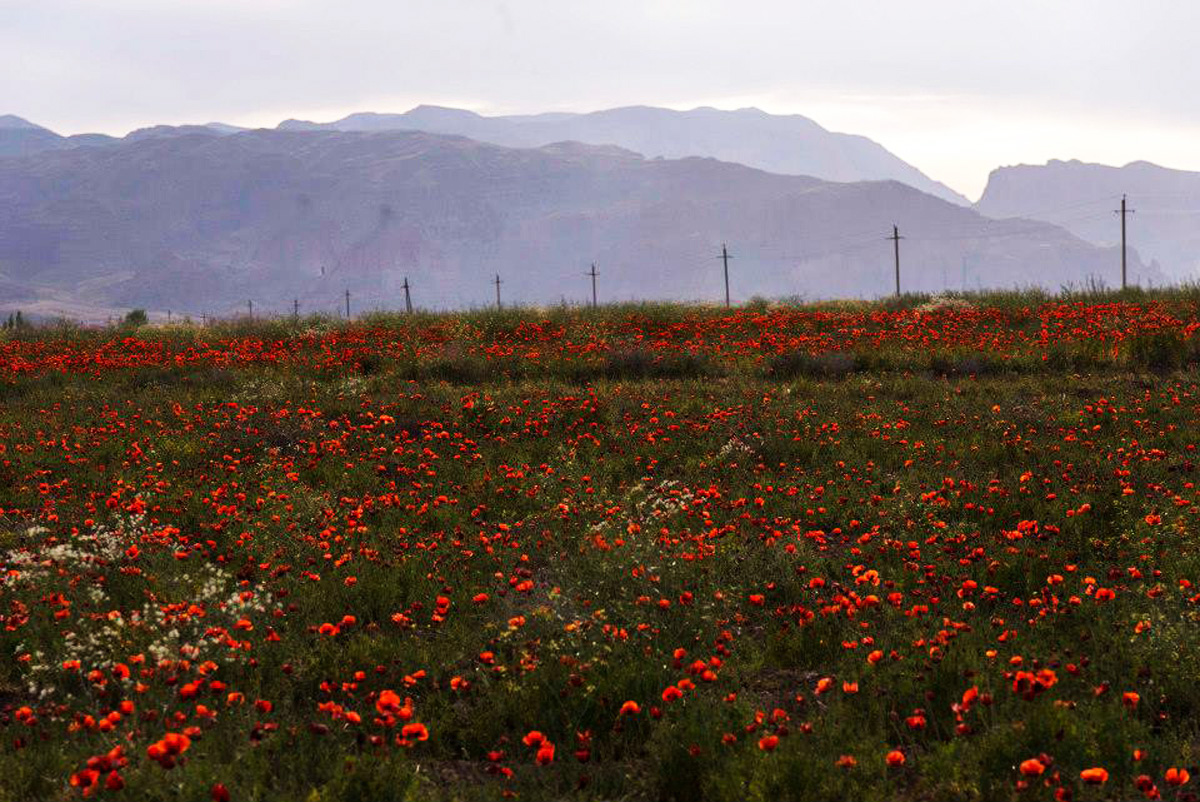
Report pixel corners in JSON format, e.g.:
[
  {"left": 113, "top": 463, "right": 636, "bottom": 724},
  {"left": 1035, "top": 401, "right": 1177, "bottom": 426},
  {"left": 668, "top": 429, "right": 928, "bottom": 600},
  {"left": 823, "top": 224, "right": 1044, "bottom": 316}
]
[
  {"left": 357, "top": 353, "right": 387, "bottom": 376},
  {"left": 1127, "top": 331, "right": 1190, "bottom": 372},
  {"left": 928, "top": 352, "right": 1005, "bottom": 377},
  {"left": 767, "top": 351, "right": 857, "bottom": 379},
  {"left": 123, "top": 309, "right": 148, "bottom": 327},
  {"left": 601, "top": 349, "right": 717, "bottom": 381}
]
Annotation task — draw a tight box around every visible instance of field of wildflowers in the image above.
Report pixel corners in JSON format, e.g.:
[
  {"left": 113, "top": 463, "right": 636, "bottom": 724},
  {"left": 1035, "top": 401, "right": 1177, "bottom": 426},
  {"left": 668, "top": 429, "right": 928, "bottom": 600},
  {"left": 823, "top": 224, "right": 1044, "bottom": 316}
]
[{"left": 5, "top": 291, "right": 1200, "bottom": 800}]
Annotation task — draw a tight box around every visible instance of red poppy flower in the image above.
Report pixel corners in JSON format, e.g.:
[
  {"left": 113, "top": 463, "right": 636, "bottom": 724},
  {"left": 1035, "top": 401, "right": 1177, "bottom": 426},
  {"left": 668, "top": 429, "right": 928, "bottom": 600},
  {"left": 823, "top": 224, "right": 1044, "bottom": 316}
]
[
  {"left": 1166, "top": 767, "right": 1190, "bottom": 786},
  {"left": 1020, "top": 759, "right": 1045, "bottom": 777}
]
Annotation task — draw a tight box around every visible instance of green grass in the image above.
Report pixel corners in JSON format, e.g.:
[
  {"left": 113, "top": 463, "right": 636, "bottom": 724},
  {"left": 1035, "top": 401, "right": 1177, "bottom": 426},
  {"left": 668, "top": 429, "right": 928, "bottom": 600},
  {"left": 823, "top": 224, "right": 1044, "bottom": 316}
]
[{"left": 3, "top": 292, "right": 1200, "bottom": 800}]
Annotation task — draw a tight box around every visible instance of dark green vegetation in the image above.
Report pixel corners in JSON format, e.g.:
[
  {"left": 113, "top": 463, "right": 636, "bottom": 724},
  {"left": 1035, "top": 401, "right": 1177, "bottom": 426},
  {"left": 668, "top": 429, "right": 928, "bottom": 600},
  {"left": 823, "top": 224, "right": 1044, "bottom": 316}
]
[{"left": 3, "top": 292, "right": 1200, "bottom": 801}]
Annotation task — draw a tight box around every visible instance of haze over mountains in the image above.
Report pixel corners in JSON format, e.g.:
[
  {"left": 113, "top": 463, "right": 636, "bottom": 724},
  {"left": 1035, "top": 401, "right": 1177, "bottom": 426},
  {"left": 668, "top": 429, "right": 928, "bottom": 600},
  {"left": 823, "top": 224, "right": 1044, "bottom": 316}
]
[
  {"left": 0, "top": 114, "right": 117, "bottom": 158},
  {"left": 977, "top": 159, "right": 1200, "bottom": 282},
  {"left": 0, "top": 121, "right": 1152, "bottom": 320},
  {"left": 0, "top": 114, "right": 236, "bottom": 158},
  {"left": 278, "top": 105, "right": 970, "bottom": 206}
]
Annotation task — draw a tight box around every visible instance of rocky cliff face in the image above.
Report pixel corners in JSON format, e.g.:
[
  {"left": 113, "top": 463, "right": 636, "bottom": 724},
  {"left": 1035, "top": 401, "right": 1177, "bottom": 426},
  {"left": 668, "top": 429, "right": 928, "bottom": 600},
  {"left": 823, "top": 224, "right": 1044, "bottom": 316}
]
[{"left": 977, "top": 159, "right": 1200, "bottom": 281}]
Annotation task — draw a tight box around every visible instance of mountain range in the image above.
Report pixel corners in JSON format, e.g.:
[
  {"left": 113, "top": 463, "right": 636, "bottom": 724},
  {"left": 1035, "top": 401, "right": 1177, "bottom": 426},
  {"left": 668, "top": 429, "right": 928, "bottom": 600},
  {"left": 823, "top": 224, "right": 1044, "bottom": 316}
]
[
  {"left": 0, "top": 124, "right": 1150, "bottom": 320},
  {"left": 0, "top": 114, "right": 115, "bottom": 158},
  {"left": 0, "top": 114, "right": 241, "bottom": 158},
  {"left": 977, "top": 159, "right": 1200, "bottom": 281},
  {"left": 277, "top": 105, "right": 969, "bottom": 206}
]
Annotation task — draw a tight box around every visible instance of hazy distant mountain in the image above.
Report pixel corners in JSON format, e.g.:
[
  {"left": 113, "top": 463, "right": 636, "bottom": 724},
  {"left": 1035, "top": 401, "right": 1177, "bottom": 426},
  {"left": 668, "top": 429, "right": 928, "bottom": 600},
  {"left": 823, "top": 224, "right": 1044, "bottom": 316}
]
[
  {"left": 977, "top": 159, "right": 1200, "bottom": 282},
  {"left": 0, "top": 115, "right": 123, "bottom": 156},
  {"left": 0, "top": 128, "right": 1147, "bottom": 319},
  {"left": 124, "top": 123, "right": 247, "bottom": 142},
  {"left": 0, "top": 115, "right": 44, "bottom": 129},
  {"left": 204, "top": 122, "right": 249, "bottom": 134},
  {"left": 0, "top": 115, "right": 69, "bottom": 158},
  {"left": 0, "top": 117, "right": 243, "bottom": 159},
  {"left": 278, "top": 105, "right": 970, "bottom": 205},
  {"left": 66, "top": 133, "right": 121, "bottom": 147}
]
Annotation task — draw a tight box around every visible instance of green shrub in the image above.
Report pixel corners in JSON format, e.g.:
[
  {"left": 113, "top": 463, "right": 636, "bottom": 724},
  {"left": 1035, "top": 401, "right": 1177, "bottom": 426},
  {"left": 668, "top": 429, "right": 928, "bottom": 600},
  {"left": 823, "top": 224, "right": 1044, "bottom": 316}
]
[
  {"left": 602, "top": 349, "right": 717, "bottom": 381},
  {"left": 1127, "top": 331, "right": 1190, "bottom": 372},
  {"left": 767, "top": 351, "right": 857, "bottom": 379},
  {"left": 123, "top": 308, "right": 149, "bottom": 327}
]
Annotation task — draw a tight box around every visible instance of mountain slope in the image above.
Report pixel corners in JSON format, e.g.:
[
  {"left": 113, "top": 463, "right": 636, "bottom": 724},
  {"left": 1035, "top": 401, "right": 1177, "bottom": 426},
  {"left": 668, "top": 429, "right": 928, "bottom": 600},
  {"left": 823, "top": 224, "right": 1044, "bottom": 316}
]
[
  {"left": 0, "top": 129, "right": 1149, "bottom": 318},
  {"left": 0, "top": 116, "right": 243, "bottom": 159},
  {"left": 977, "top": 159, "right": 1200, "bottom": 281},
  {"left": 278, "top": 104, "right": 970, "bottom": 205},
  {"left": 0, "top": 115, "right": 46, "bottom": 129},
  {"left": 0, "top": 115, "right": 69, "bottom": 158}
]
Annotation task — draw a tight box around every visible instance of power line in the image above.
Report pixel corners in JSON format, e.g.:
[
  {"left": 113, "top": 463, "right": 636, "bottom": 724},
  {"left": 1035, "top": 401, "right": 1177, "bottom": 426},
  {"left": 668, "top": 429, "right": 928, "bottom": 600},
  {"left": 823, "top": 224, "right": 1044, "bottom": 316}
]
[
  {"left": 1132, "top": 207, "right": 1200, "bottom": 215},
  {"left": 119, "top": 189, "right": 1171, "bottom": 320},
  {"left": 752, "top": 236, "right": 889, "bottom": 263},
  {"left": 905, "top": 211, "right": 1115, "bottom": 244},
  {"left": 751, "top": 224, "right": 894, "bottom": 250},
  {"left": 911, "top": 212, "right": 1109, "bottom": 241},
  {"left": 982, "top": 194, "right": 1120, "bottom": 222}
]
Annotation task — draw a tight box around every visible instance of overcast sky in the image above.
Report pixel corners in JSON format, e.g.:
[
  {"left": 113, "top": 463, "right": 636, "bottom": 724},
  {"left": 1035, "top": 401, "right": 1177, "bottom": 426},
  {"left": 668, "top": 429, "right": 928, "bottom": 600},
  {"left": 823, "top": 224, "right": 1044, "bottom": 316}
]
[{"left": 3, "top": 0, "right": 1198, "bottom": 198}]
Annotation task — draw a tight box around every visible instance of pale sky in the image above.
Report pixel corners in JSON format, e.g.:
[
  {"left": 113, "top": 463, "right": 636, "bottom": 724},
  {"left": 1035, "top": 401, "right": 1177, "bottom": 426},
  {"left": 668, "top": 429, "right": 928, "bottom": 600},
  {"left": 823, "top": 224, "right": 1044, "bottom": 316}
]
[{"left": 4, "top": 0, "right": 1199, "bottom": 199}]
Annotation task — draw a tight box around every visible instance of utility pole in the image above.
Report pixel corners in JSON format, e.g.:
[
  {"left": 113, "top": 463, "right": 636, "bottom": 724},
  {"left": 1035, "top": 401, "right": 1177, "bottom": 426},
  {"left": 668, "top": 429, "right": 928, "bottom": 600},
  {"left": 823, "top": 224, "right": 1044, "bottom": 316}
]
[
  {"left": 402, "top": 277, "right": 413, "bottom": 314},
  {"left": 344, "top": 289, "right": 351, "bottom": 320},
  {"left": 293, "top": 298, "right": 299, "bottom": 320},
  {"left": 1115, "top": 194, "right": 1135, "bottom": 289},
  {"left": 248, "top": 299, "right": 253, "bottom": 319},
  {"left": 587, "top": 263, "right": 599, "bottom": 308},
  {"left": 888, "top": 225, "right": 904, "bottom": 297},
  {"left": 720, "top": 243, "right": 732, "bottom": 307},
  {"left": 167, "top": 309, "right": 172, "bottom": 324},
  {"left": 201, "top": 313, "right": 207, "bottom": 327},
  {"left": 494, "top": 273, "right": 503, "bottom": 309}
]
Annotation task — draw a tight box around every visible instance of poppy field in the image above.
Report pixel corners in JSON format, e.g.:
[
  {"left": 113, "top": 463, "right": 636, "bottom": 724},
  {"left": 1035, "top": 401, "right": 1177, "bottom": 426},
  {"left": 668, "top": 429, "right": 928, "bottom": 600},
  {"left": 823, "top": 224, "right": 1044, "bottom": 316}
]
[{"left": 6, "top": 292, "right": 1200, "bottom": 801}]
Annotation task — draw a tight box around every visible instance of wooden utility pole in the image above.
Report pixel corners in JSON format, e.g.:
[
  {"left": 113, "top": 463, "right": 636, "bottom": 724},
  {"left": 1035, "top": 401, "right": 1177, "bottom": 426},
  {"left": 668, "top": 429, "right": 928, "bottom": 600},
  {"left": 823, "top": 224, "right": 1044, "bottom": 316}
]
[
  {"left": 167, "top": 309, "right": 172, "bottom": 324},
  {"left": 402, "top": 277, "right": 413, "bottom": 314},
  {"left": 888, "top": 225, "right": 904, "bottom": 297},
  {"left": 248, "top": 300, "right": 253, "bottom": 319},
  {"left": 587, "top": 263, "right": 599, "bottom": 308},
  {"left": 344, "top": 289, "right": 351, "bottom": 319},
  {"left": 1115, "top": 194, "right": 1135, "bottom": 289},
  {"left": 494, "top": 273, "right": 503, "bottom": 309},
  {"left": 720, "top": 243, "right": 732, "bottom": 307},
  {"left": 293, "top": 298, "right": 299, "bottom": 320}
]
